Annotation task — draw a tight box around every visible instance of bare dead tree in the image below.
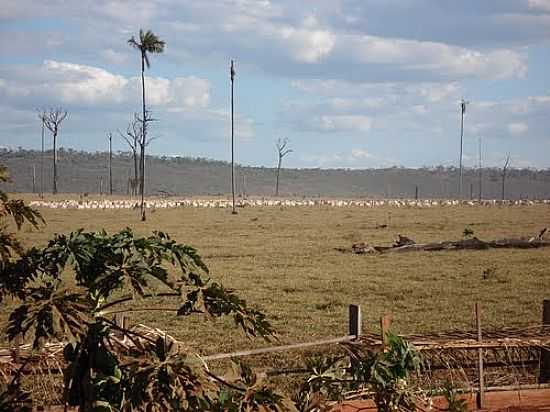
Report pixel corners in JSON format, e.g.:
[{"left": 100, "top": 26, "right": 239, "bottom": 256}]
[
  {"left": 119, "top": 114, "right": 142, "bottom": 196},
  {"left": 135, "top": 110, "right": 157, "bottom": 216},
  {"left": 275, "top": 138, "right": 292, "bottom": 197},
  {"left": 39, "top": 108, "right": 68, "bottom": 194},
  {"left": 501, "top": 154, "right": 511, "bottom": 201}
]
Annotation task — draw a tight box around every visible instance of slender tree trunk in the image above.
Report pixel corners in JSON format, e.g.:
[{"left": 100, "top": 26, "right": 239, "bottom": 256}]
[
  {"left": 478, "top": 138, "right": 482, "bottom": 202},
  {"left": 134, "top": 149, "right": 138, "bottom": 195},
  {"left": 109, "top": 134, "right": 113, "bottom": 196},
  {"left": 40, "top": 118, "right": 44, "bottom": 198},
  {"left": 458, "top": 109, "right": 464, "bottom": 199},
  {"left": 230, "top": 60, "right": 237, "bottom": 215},
  {"left": 275, "top": 156, "right": 281, "bottom": 197},
  {"left": 53, "top": 130, "right": 58, "bottom": 194},
  {"left": 140, "top": 52, "right": 146, "bottom": 221},
  {"left": 501, "top": 173, "right": 506, "bottom": 201}
]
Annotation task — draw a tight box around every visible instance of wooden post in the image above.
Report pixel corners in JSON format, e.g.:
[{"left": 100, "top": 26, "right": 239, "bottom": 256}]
[
  {"left": 540, "top": 299, "right": 550, "bottom": 383},
  {"left": 348, "top": 304, "right": 362, "bottom": 339},
  {"left": 115, "top": 314, "right": 126, "bottom": 330},
  {"left": 380, "top": 314, "right": 392, "bottom": 348},
  {"left": 475, "top": 302, "right": 485, "bottom": 409},
  {"left": 348, "top": 305, "right": 362, "bottom": 374}
]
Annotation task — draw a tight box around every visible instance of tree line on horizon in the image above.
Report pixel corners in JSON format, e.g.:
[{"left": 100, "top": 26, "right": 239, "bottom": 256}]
[{"left": 3, "top": 148, "right": 550, "bottom": 200}]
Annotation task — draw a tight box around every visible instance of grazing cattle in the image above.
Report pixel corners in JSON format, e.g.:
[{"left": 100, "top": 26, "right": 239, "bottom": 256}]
[{"left": 29, "top": 198, "right": 550, "bottom": 211}]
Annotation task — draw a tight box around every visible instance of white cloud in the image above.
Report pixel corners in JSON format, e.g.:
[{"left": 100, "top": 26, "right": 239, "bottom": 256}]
[
  {"left": 43, "top": 60, "right": 129, "bottom": 105},
  {"left": 528, "top": 0, "right": 550, "bottom": 12},
  {"left": 351, "top": 148, "right": 373, "bottom": 159},
  {"left": 301, "top": 148, "right": 391, "bottom": 168},
  {"left": 101, "top": 49, "right": 129, "bottom": 65},
  {"left": 0, "top": 60, "right": 210, "bottom": 110},
  {"left": 508, "top": 122, "right": 528, "bottom": 136},
  {"left": 285, "top": 27, "right": 336, "bottom": 63},
  {"left": 320, "top": 115, "right": 372, "bottom": 132},
  {"left": 1, "top": 0, "right": 531, "bottom": 83},
  {"left": 339, "top": 34, "right": 527, "bottom": 80},
  {"left": 292, "top": 80, "right": 463, "bottom": 103}
]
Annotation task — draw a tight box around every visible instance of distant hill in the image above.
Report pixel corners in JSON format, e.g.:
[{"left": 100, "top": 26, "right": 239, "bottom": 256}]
[{"left": 1, "top": 148, "right": 549, "bottom": 199}]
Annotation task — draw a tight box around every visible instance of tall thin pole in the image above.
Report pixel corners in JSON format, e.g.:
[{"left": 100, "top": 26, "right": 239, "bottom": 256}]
[
  {"left": 458, "top": 99, "right": 467, "bottom": 198},
  {"left": 110, "top": 136, "right": 113, "bottom": 196},
  {"left": 140, "top": 50, "right": 146, "bottom": 221},
  {"left": 40, "top": 117, "right": 44, "bottom": 198},
  {"left": 478, "top": 137, "right": 482, "bottom": 202},
  {"left": 32, "top": 164, "right": 36, "bottom": 193},
  {"left": 230, "top": 59, "right": 237, "bottom": 215}
]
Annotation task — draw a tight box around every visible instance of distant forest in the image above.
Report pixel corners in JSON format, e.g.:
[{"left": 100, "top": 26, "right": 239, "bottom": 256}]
[{"left": 1, "top": 148, "right": 549, "bottom": 199}]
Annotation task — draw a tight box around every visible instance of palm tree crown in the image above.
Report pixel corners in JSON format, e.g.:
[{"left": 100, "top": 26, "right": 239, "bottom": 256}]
[{"left": 128, "top": 29, "right": 165, "bottom": 68}]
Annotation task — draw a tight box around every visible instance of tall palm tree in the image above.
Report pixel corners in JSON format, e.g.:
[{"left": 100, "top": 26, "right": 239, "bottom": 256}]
[{"left": 128, "top": 29, "right": 165, "bottom": 221}]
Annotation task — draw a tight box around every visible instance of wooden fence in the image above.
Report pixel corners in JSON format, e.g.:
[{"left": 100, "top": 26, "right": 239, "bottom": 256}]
[
  {"left": 2, "top": 300, "right": 550, "bottom": 410},
  {"left": 196, "top": 300, "right": 550, "bottom": 409}
]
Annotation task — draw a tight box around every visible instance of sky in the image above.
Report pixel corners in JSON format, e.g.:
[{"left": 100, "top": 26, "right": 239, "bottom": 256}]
[{"left": 1, "top": 0, "right": 549, "bottom": 169}]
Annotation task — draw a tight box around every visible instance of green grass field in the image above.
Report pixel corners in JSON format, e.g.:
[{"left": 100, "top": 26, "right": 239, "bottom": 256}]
[{"left": 6, "top": 200, "right": 550, "bottom": 363}]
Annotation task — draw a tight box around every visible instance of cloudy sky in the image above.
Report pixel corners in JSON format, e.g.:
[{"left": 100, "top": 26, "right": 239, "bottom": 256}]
[{"left": 1, "top": 0, "right": 549, "bottom": 169}]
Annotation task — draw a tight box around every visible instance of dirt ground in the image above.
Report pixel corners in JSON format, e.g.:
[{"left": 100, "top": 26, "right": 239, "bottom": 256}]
[{"left": 332, "top": 388, "right": 550, "bottom": 411}]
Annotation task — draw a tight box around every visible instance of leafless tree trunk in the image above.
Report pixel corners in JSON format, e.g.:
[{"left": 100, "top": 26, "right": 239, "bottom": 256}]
[
  {"left": 230, "top": 60, "right": 237, "bottom": 214},
  {"left": 39, "top": 114, "right": 45, "bottom": 198},
  {"left": 478, "top": 137, "right": 482, "bottom": 201},
  {"left": 32, "top": 164, "right": 36, "bottom": 193},
  {"left": 40, "top": 108, "right": 68, "bottom": 194},
  {"left": 501, "top": 154, "right": 510, "bottom": 201},
  {"left": 275, "top": 138, "right": 292, "bottom": 197},
  {"left": 119, "top": 114, "right": 142, "bottom": 196},
  {"left": 458, "top": 98, "right": 468, "bottom": 198},
  {"left": 108, "top": 132, "right": 113, "bottom": 196}
]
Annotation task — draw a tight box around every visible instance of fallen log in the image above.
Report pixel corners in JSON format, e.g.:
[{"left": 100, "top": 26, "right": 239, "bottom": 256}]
[{"left": 347, "top": 237, "right": 550, "bottom": 254}]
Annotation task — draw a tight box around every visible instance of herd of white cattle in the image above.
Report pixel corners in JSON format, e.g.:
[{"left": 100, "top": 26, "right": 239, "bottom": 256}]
[{"left": 29, "top": 198, "right": 550, "bottom": 210}]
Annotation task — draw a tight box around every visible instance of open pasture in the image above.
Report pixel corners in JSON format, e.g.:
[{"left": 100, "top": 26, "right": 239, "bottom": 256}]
[{"left": 4, "top": 200, "right": 550, "bottom": 362}]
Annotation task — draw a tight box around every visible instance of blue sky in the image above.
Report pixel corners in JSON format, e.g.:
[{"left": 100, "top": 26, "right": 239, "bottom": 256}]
[{"left": 1, "top": 0, "right": 549, "bottom": 169}]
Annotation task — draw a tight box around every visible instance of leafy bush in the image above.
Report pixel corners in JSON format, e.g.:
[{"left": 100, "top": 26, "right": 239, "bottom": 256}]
[
  {"left": 0, "top": 166, "right": 43, "bottom": 412},
  {"left": 2, "top": 226, "right": 282, "bottom": 411},
  {"left": 293, "top": 333, "right": 422, "bottom": 412}
]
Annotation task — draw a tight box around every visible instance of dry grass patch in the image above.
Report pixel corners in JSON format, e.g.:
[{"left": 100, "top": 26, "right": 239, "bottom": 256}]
[{"left": 3, "top": 202, "right": 550, "bottom": 372}]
